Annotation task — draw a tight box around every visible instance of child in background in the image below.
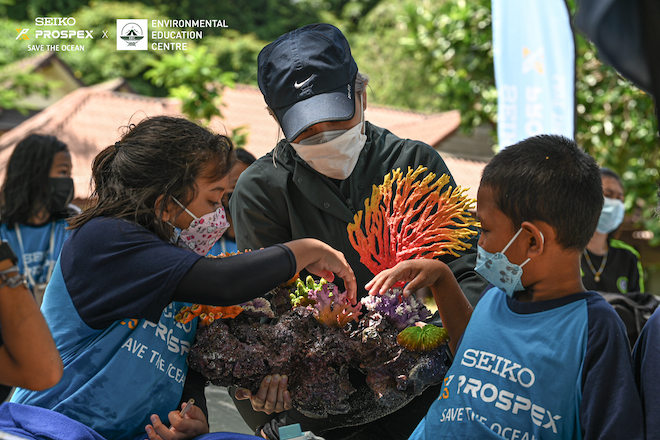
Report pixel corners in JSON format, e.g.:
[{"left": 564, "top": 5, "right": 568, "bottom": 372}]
[
  {"left": 10, "top": 116, "right": 357, "bottom": 440},
  {"left": 367, "top": 135, "right": 643, "bottom": 439},
  {"left": 0, "top": 134, "right": 76, "bottom": 402},
  {"left": 0, "top": 134, "right": 79, "bottom": 303},
  {"left": 209, "top": 148, "right": 256, "bottom": 256},
  {"left": 581, "top": 167, "right": 644, "bottom": 294}
]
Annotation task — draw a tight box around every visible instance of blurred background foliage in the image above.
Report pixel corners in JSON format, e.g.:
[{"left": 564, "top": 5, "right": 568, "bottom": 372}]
[{"left": 0, "top": 0, "right": 658, "bottom": 243}]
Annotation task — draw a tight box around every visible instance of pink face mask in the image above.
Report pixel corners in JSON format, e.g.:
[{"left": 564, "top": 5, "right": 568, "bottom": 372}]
[{"left": 171, "top": 197, "right": 230, "bottom": 255}]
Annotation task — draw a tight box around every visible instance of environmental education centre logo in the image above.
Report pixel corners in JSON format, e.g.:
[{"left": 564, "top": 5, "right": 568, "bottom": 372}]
[{"left": 117, "top": 19, "right": 148, "bottom": 50}]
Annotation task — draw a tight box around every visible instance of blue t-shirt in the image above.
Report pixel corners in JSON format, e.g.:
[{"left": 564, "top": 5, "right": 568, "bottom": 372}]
[
  {"left": 409, "top": 286, "right": 643, "bottom": 440},
  {"left": 11, "top": 217, "right": 202, "bottom": 440},
  {"left": 0, "top": 219, "right": 71, "bottom": 290},
  {"left": 208, "top": 236, "right": 238, "bottom": 256}
]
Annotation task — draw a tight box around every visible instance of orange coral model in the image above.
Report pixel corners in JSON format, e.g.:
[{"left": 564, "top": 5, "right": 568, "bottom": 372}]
[
  {"left": 347, "top": 166, "right": 479, "bottom": 276},
  {"left": 175, "top": 304, "right": 244, "bottom": 325}
]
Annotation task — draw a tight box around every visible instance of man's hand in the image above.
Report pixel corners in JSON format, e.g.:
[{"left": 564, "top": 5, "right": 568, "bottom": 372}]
[{"left": 235, "top": 374, "right": 292, "bottom": 414}]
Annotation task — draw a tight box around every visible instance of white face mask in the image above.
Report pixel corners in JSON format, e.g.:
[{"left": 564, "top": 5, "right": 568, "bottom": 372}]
[{"left": 290, "top": 98, "right": 367, "bottom": 180}]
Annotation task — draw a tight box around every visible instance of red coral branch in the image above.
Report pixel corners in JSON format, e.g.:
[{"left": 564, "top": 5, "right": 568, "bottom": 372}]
[{"left": 347, "top": 166, "right": 478, "bottom": 276}]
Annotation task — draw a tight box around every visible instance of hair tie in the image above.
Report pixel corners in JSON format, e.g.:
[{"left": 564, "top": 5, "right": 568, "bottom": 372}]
[{"left": 115, "top": 141, "right": 121, "bottom": 149}]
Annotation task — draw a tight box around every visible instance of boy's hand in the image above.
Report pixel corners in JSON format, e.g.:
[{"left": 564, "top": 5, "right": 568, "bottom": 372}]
[
  {"left": 235, "top": 374, "right": 292, "bottom": 414},
  {"left": 365, "top": 259, "right": 448, "bottom": 297},
  {"left": 367, "top": 259, "right": 472, "bottom": 356},
  {"left": 145, "top": 402, "right": 208, "bottom": 440}
]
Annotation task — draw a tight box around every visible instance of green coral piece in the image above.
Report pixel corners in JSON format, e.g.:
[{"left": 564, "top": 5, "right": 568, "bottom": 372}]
[
  {"left": 397, "top": 324, "right": 449, "bottom": 352},
  {"left": 290, "top": 276, "right": 327, "bottom": 307}
]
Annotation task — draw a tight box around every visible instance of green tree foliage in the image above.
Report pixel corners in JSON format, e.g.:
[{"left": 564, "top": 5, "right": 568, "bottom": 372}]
[
  {"left": 0, "top": 66, "right": 53, "bottom": 113},
  {"left": 202, "top": 31, "right": 264, "bottom": 85},
  {"left": 0, "top": 18, "right": 33, "bottom": 66},
  {"left": 0, "top": 19, "right": 55, "bottom": 112},
  {"left": 124, "top": 0, "right": 378, "bottom": 40},
  {"left": 61, "top": 1, "right": 168, "bottom": 95},
  {"left": 144, "top": 45, "right": 236, "bottom": 123},
  {"left": 350, "top": 0, "right": 496, "bottom": 133},
  {"left": 1, "top": 0, "right": 87, "bottom": 21},
  {"left": 575, "top": 35, "right": 660, "bottom": 244},
  {"left": 0, "top": 0, "right": 379, "bottom": 40}
]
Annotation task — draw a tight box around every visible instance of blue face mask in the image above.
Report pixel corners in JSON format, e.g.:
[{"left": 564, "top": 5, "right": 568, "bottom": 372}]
[
  {"left": 596, "top": 197, "right": 625, "bottom": 234},
  {"left": 474, "top": 228, "right": 544, "bottom": 298}
]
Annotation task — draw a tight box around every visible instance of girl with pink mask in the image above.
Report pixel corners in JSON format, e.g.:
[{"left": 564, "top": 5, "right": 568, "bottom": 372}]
[{"left": 9, "top": 116, "right": 357, "bottom": 440}]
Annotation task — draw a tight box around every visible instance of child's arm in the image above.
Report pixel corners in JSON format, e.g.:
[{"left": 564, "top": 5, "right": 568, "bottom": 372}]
[
  {"left": 0, "top": 257, "right": 63, "bottom": 390},
  {"left": 365, "top": 259, "right": 473, "bottom": 355},
  {"left": 173, "top": 239, "right": 358, "bottom": 307}
]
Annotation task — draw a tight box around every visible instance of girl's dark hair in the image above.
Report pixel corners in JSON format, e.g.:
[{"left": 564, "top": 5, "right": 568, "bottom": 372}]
[
  {"left": 0, "top": 134, "right": 68, "bottom": 226},
  {"left": 481, "top": 135, "right": 602, "bottom": 251},
  {"left": 68, "top": 116, "right": 234, "bottom": 241}
]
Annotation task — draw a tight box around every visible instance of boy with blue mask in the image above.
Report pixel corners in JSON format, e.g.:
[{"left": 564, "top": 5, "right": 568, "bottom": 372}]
[{"left": 367, "top": 134, "right": 643, "bottom": 439}]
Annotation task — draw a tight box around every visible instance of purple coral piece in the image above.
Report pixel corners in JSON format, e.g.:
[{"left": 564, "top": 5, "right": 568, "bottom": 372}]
[
  {"left": 307, "top": 284, "right": 362, "bottom": 327},
  {"left": 360, "top": 288, "right": 430, "bottom": 330}
]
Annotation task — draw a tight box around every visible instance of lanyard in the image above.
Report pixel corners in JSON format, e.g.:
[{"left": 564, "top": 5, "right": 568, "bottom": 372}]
[{"left": 14, "top": 221, "right": 56, "bottom": 287}]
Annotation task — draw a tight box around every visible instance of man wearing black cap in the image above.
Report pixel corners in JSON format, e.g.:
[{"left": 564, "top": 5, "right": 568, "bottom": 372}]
[{"left": 230, "top": 23, "right": 486, "bottom": 440}]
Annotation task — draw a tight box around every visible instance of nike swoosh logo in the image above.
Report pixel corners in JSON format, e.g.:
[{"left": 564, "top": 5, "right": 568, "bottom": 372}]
[{"left": 294, "top": 75, "right": 315, "bottom": 89}]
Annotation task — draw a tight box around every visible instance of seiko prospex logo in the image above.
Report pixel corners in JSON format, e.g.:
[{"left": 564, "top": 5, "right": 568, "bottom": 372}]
[
  {"left": 15, "top": 29, "right": 29, "bottom": 40},
  {"left": 116, "top": 19, "right": 148, "bottom": 50}
]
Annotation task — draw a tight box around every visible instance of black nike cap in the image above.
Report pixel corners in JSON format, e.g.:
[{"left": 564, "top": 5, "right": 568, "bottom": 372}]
[{"left": 257, "top": 23, "right": 359, "bottom": 141}]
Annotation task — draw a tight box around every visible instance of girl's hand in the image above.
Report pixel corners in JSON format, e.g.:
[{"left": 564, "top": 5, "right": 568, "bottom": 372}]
[
  {"left": 145, "top": 402, "right": 208, "bottom": 440},
  {"left": 365, "top": 259, "right": 448, "bottom": 297},
  {"left": 284, "top": 239, "right": 357, "bottom": 303},
  {"left": 235, "top": 374, "right": 292, "bottom": 414}
]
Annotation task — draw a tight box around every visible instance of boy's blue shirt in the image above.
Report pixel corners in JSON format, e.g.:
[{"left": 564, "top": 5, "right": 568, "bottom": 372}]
[{"left": 410, "top": 286, "right": 643, "bottom": 440}]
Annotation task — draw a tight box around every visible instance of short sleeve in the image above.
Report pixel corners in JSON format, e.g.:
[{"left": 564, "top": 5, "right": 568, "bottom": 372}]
[{"left": 60, "top": 217, "right": 202, "bottom": 328}]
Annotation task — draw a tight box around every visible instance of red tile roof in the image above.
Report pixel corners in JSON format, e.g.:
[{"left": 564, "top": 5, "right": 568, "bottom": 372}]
[{"left": 0, "top": 83, "right": 486, "bottom": 200}]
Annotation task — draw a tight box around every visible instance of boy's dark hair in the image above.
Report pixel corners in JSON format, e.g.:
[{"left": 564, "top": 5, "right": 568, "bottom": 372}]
[
  {"left": 69, "top": 116, "right": 234, "bottom": 241},
  {"left": 0, "top": 134, "right": 69, "bottom": 226},
  {"left": 481, "top": 135, "right": 602, "bottom": 251}
]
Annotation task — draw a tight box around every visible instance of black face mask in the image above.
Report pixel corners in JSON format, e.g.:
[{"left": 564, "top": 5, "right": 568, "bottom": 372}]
[{"left": 48, "top": 177, "right": 74, "bottom": 213}]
